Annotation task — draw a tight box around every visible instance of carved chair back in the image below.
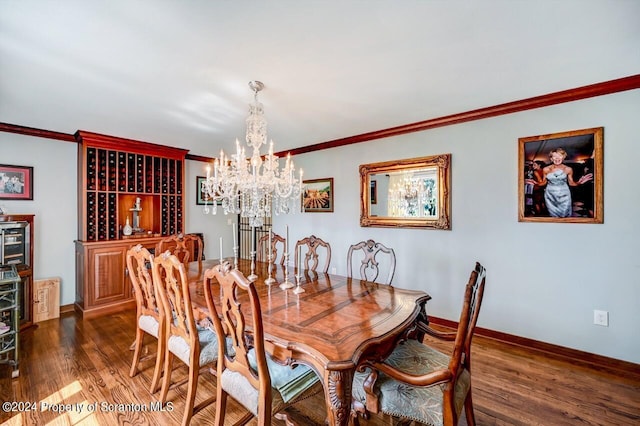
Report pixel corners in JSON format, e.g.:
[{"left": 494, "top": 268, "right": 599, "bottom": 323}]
[
  {"left": 347, "top": 239, "right": 396, "bottom": 285},
  {"left": 127, "top": 244, "right": 160, "bottom": 322},
  {"left": 294, "top": 235, "right": 332, "bottom": 273},
  {"left": 257, "top": 231, "right": 286, "bottom": 266},
  {"left": 155, "top": 233, "right": 203, "bottom": 265}
]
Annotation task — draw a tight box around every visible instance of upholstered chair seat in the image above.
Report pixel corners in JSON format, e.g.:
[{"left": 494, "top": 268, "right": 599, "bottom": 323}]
[
  {"left": 221, "top": 350, "right": 320, "bottom": 416},
  {"left": 138, "top": 314, "right": 160, "bottom": 338},
  {"left": 166, "top": 328, "right": 218, "bottom": 367}
]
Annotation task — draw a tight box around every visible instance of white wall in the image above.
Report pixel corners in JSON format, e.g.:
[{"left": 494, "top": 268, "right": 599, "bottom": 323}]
[
  {"left": 0, "top": 133, "right": 77, "bottom": 305},
  {"left": 184, "top": 160, "right": 235, "bottom": 260},
  {"left": 280, "top": 89, "right": 640, "bottom": 364},
  {"left": 1, "top": 89, "right": 638, "bottom": 364}
]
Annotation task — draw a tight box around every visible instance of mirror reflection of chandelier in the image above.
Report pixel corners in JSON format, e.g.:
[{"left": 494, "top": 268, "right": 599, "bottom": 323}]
[
  {"left": 201, "top": 81, "right": 303, "bottom": 227},
  {"left": 388, "top": 172, "right": 432, "bottom": 217}
]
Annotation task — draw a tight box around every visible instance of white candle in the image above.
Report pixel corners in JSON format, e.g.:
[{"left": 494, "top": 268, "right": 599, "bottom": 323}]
[
  {"left": 269, "top": 229, "right": 272, "bottom": 260},
  {"left": 232, "top": 222, "right": 237, "bottom": 248},
  {"left": 298, "top": 245, "right": 302, "bottom": 272},
  {"left": 285, "top": 225, "right": 289, "bottom": 255},
  {"left": 219, "top": 237, "right": 223, "bottom": 261},
  {"left": 206, "top": 165, "right": 210, "bottom": 179},
  {"left": 251, "top": 226, "right": 256, "bottom": 252}
]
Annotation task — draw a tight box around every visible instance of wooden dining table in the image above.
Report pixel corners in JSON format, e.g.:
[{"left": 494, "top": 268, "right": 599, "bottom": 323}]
[{"left": 186, "top": 258, "right": 430, "bottom": 426}]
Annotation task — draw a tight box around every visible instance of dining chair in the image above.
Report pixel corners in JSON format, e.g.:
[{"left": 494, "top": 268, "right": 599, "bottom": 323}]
[
  {"left": 294, "top": 235, "right": 332, "bottom": 273},
  {"left": 257, "top": 231, "right": 286, "bottom": 266},
  {"left": 346, "top": 239, "right": 397, "bottom": 285},
  {"left": 204, "top": 261, "right": 323, "bottom": 426},
  {"left": 153, "top": 251, "right": 218, "bottom": 426},
  {"left": 155, "top": 233, "right": 203, "bottom": 265},
  {"left": 351, "top": 262, "right": 487, "bottom": 426},
  {"left": 127, "top": 244, "right": 164, "bottom": 394}
]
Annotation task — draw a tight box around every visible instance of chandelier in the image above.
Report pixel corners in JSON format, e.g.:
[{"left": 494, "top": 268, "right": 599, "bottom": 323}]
[
  {"left": 201, "top": 81, "right": 303, "bottom": 227},
  {"left": 388, "top": 172, "right": 433, "bottom": 217}
]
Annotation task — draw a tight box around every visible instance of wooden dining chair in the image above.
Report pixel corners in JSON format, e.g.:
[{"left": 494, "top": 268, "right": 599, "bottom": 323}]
[
  {"left": 152, "top": 251, "right": 218, "bottom": 426},
  {"left": 351, "top": 262, "right": 487, "bottom": 426},
  {"left": 204, "top": 261, "right": 323, "bottom": 426},
  {"left": 155, "top": 233, "right": 203, "bottom": 265},
  {"left": 346, "top": 239, "right": 397, "bottom": 285},
  {"left": 294, "top": 235, "right": 332, "bottom": 273},
  {"left": 127, "top": 244, "right": 164, "bottom": 394},
  {"left": 257, "top": 231, "right": 286, "bottom": 266}
]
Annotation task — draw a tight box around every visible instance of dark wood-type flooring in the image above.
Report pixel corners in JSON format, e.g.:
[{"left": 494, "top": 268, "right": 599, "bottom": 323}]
[{"left": 1, "top": 310, "right": 638, "bottom": 425}]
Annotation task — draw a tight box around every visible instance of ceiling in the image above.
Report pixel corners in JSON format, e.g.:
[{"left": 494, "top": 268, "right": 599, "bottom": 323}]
[{"left": 1, "top": 1, "right": 639, "bottom": 158}]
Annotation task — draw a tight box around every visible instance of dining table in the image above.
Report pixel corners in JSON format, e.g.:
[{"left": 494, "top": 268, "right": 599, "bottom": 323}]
[{"left": 186, "top": 258, "right": 430, "bottom": 426}]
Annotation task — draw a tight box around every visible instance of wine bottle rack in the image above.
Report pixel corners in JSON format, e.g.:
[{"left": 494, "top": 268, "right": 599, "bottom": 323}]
[{"left": 76, "top": 131, "right": 188, "bottom": 242}]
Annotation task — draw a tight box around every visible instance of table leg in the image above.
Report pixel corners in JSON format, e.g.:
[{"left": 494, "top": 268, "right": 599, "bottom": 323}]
[{"left": 323, "top": 369, "right": 354, "bottom": 426}]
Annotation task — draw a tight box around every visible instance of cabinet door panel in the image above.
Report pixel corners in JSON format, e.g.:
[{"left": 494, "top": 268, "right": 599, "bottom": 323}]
[{"left": 90, "top": 247, "right": 129, "bottom": 305}]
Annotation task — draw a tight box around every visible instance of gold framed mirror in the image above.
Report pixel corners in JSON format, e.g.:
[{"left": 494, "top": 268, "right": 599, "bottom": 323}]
[{"left": 360, "top": 154, "right": 451, "bottom": 229}]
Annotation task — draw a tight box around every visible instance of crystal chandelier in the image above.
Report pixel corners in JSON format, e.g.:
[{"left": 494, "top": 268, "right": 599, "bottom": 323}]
[
  {"left": 388, "top": 172, "right": 432, "bottom": 217},
  {"left": 201, "top": 81, "right": 303, "bottom": 227}
]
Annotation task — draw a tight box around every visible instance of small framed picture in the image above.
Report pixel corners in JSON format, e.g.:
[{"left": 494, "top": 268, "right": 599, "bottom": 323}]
[
  {"left": 518, "top": 127, "right": 603, "bottom": 223},
  {"left": 196, "top": 176, "right": 216, "bottom": 205},
  {"left": 0, "top": 164, "right": 33, "bottom": 200},
  {"left": 302, "top": 178, "right": 334, "bottom": 213}
]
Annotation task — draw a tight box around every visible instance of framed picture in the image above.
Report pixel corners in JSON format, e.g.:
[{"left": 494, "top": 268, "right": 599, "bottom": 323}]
[
  {"left": 518, "top": 127, "right": 603, "bottom": 223},
  {"left": 370, "top": 180, "right": 377, "bottom": 204},
  {"left": 196, "top": 176, "right": 217, "bottom": 205},
  {"left": 302, "top": 178, "right": 334, "bottom": 212},
  {"left": 0, "top": 164, "right": 33, "bottom": 200}
]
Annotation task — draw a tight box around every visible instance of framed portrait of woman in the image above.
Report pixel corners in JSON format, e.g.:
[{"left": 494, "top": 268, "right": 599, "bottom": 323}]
[{"left": 518, "top": 127, "right": 603, "bottom": 224}]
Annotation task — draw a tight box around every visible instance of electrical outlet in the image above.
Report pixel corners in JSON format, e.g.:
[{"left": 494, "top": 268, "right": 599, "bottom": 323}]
[
  {"left": 331, "top": 267, "right": 337, "bottom": 274},
  {"left": 227, "top": 218, "right": 232, "bottom": 225},
  {"left": 593, "top": 310, "right": 609, "bottom": 327}
]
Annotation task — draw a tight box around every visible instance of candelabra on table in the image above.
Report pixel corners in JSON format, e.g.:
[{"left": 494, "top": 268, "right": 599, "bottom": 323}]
[
  {"left": 233, "top": 245, "right": 239, "bottom": 270},
  {"left": 279, "top": 251, "right": 295, "bottom": 289},
  {"left": 248, "top": 250, "right": 258, "bottom": 282},
  {"left": 293, "top": 271, "right": 305, "bottom": 294},
  {"left": 247, "top": 226, "right": 258, "bottom": 282},
  {"left": 264, "top": 252, "right": 276, "bottom": 286}
]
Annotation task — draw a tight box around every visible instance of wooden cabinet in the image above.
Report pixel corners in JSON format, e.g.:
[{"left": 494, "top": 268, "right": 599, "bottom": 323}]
[
  {"left": 75, "top": 132, "right": 188, "bottom": 318},
  {"left": 75, "top": 237, "right": 164, "bottom": 318},
  {"left": 0, "top": 214, "right": 34, "bottom": 329}
]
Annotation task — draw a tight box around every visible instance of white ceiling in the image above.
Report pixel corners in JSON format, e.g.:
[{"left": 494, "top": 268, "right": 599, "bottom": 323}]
[{"left": 1, "top": 1, "right": 639, "bottom": 158}]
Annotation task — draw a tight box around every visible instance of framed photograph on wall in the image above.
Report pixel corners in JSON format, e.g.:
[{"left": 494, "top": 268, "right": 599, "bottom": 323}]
[
  {"left": 518, "top": 127, "right": 603, "bottom": 223},
  {"left": 302, "top": 178, "right": 334, "bottom": 212},
  {"left": 0, "top": 164, "right": 33, "bottom": 200},
  {"left": 196, "top": 176, "right": 216, "bottom": 205}
]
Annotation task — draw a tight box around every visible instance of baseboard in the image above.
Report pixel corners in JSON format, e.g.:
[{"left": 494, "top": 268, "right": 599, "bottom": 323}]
[
  {"left": 428, "top": 316, "right": 640, "bottom": 379},
  {"left": 60, "top": 303, "right": 75, "bottom": 314}
]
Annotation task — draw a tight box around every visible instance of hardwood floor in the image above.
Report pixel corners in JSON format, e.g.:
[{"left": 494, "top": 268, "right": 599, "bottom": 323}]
[{"left": 1, "top": 310, "right": 638, "bottom": 425}]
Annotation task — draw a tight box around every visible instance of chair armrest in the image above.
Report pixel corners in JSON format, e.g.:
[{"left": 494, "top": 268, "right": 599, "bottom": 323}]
[
  {"left": 371, "top": 360, "right": 453, "bottom": 388},
  {"left": 358, "top": 359, "right": 453, "bottom": 413},
  {"left": 417, "top": 321, "right": 457, "bottom": 341}
]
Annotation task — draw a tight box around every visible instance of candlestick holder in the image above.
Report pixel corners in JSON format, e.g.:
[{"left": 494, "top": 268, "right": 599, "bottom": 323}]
[
  {"left": 248, "top": 249, "right": 258, "bottom": 282},
  {"left": 264, "top": 252, "right": 276, "bottom": 286},
  {"left": 293, "top": 272, "right": 305, "bottom": 294},
  {"left": 279, "top": 252, "right": 295, "bottom": 289},
  {"left": 233, "top": 246, "right": 239, "bottom": 270}
]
